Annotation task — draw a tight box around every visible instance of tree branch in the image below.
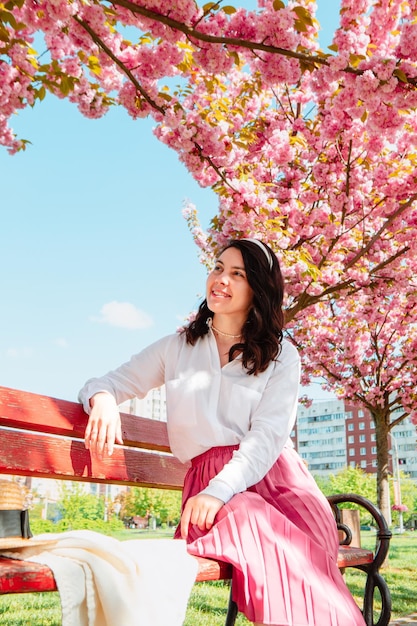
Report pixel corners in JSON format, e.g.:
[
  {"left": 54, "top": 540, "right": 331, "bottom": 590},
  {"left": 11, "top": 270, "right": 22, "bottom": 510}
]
[
  {"left": 345, "top": 193, "right": 417, "bottom": 270},
  {"left": 107, "top": 0, "right": 417, "bottom": 87},
  {"left": 73, "top": 15, "right": 167, "bottom": 114},
  {"left": 109, "top": 0, "right": 332, "bottom": 68},
  {"left": 389, "top": 412, "right": 409, "bottom": 430}
]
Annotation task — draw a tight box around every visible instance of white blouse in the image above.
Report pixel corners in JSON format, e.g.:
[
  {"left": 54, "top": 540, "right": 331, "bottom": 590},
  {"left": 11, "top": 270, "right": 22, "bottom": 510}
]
[{"left": 78, "top": 330, "right": 300, "bottom": 504}]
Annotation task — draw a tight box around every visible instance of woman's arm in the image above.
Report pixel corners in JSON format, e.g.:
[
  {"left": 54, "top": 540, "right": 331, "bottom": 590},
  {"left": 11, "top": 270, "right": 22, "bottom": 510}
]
[
  {"left": 201, "top": 341, "right": 300, "bottom": 503},
  {"left": 79, "top": 335, "right": 173, "bottom": 457}
]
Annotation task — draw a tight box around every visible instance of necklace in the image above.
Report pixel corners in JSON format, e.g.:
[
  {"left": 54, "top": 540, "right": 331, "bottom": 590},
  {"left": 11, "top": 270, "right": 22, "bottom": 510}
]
[{"left": 211, "top": 324, "right": 242, "bottom": 339}]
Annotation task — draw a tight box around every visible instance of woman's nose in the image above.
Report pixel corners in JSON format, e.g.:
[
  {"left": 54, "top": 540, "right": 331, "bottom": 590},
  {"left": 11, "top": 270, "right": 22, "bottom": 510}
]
[{"left": 216, "top": 273, "right": 229, "bottom": 285}]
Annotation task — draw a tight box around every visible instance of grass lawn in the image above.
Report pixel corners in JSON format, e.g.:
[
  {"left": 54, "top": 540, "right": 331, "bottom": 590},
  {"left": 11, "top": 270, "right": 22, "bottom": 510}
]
[{"left": 0, "top": 530, "right": 415, "bottom": 625}]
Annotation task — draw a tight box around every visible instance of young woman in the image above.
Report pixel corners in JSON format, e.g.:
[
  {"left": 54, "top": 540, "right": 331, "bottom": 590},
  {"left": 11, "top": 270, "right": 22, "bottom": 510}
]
[{"left": 79, "top": 238, "right": 366, "bottom": 626}]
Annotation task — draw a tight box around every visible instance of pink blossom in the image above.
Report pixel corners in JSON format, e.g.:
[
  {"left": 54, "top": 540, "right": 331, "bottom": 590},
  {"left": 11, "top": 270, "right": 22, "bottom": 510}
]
[{"left": 391, "top": 504, "right": 408, "bottom": 512}]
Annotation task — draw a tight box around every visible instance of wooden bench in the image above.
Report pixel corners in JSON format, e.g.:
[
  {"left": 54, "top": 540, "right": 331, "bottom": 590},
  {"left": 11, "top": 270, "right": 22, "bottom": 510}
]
[{"left": 0, "top": 385, "right": 392, "bottom": 626}]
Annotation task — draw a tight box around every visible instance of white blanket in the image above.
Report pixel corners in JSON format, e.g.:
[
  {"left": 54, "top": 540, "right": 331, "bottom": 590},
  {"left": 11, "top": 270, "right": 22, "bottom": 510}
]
[{"left": 2, "top": 530, "right": 198, "bottom": 626}]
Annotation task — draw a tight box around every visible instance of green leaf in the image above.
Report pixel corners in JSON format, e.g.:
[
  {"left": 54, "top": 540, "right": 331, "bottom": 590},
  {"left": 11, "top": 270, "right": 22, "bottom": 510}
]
[
  {"left": 228, "top": 50, "right": 240, "bottom": 66},
  {"left": 349, "top": 53, "right": 366, "bottom": 68},
  {"left": 37, "top": 85, "right": 46, "bottom": 101},
  {"left": 88, "top": 55, "right": 101, "bottom": 76},
  {"left": 16, "top": 139, "right": 31, "bottom": 151},
  {"left": 5, "top": 0, "right": 25, "bottom": 9},
  {"left": 294, "top": 18, "right": 308, "bottom": 33},
  {"left": 59, "top": 76, "right": 75, "bottom": 97},
  {"left": 0, "top": 25, "right": 9, "bottom": 42},
  {"left": 0, "top": 8, "right": 18, "bottom": 29},
  {"left": 158, "top": 92, "right": 172, "bottom": 102},
  {"left": 60, "top": 78, "right": 70, "bottom": 97},
  {"left": 293, "top": 6, "right": 314, "bottom": 27},
  {"left": 393, "top": 68, "right": 409, "bottom": 84}
]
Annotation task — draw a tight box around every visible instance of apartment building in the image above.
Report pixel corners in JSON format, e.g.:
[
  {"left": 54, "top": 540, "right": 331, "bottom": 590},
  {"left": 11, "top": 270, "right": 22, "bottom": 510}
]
[
  {"left": 293, "top": 398, "right": 417, "bottom": 482},
  {"left": 293, "top": 399, "right": 347, "bottom": 476},
  {"left": 119, "top": 385, "right": 167, "bottom": 421}
]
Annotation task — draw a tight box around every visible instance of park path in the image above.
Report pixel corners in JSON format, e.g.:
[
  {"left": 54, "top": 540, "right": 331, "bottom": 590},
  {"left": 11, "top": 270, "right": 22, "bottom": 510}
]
[{"left": 390, "top": 615, "right": 417, "bottom": 625}]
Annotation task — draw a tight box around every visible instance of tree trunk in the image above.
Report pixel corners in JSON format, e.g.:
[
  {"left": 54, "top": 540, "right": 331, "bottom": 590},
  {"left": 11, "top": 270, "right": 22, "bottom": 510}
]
[{"left": 372, "top": 408, "right": 391, "bottom": 525}]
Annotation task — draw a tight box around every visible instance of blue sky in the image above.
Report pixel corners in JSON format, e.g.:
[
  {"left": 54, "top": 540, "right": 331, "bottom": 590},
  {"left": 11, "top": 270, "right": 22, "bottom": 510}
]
[{"left": 0, "top": 1, "right": 340, "bottom": 402}]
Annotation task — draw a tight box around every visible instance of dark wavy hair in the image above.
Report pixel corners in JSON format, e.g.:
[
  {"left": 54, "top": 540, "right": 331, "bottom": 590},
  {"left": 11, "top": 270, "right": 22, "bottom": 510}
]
[{"left": 183, "top": 239, "right": 285, "bottom": 374}]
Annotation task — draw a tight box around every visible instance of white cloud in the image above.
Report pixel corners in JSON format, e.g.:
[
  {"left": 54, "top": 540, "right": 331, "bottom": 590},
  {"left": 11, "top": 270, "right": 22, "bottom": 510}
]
[
  {"left": 91, "top": 301, "right": 153, "bottom": 330},
  {"left": 6, "top": 347, "right": 33, "bottom": 359},
  {"left": 54, "top": 338, "right": 69, "bottom": 349}
]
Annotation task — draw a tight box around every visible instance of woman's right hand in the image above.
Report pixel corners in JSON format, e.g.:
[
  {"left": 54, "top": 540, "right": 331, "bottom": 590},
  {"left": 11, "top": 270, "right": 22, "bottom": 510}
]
[{"left": 84, "top": 392, "right": 123, "bottom": 459}]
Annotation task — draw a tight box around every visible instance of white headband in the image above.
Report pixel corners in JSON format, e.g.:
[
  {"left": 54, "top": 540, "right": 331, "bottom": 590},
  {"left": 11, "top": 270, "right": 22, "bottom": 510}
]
[{"left": 241, "top": 238, "right": 274, "bottom": 270}]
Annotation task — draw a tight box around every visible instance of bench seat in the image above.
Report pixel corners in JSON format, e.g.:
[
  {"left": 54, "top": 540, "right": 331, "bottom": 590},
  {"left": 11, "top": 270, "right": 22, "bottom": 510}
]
[{"left": 0, "top": 544, "right": 374, "bottom": 595}]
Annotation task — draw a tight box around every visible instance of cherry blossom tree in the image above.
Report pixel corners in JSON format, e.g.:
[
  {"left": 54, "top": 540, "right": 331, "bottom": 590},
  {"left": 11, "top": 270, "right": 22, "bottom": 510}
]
[
  {"left": 2, "top": 0, "right": 417, "bottom": 512},
  {"left": 291, "top": 281, "right": 417, "bottom": 520},
  {"left": 2, "top": 1, "right": 417, "bottom": 303}
]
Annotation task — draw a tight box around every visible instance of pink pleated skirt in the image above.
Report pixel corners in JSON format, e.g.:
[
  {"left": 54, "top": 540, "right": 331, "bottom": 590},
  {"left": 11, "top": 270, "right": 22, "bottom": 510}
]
[{"left": 174, "top": 445, "right": 366, "bottom": 626}]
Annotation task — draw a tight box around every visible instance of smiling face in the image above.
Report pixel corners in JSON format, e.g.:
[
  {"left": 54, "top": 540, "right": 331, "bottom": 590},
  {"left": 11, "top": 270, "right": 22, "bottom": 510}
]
[{"left": 206, "top": 246, "right": 254, "bottom": 325}]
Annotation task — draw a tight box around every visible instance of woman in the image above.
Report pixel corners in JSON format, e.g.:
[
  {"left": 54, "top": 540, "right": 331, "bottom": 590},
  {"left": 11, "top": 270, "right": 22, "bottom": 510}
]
[{"left": 79, "top": 238, "right": 365, "bottom": 626}]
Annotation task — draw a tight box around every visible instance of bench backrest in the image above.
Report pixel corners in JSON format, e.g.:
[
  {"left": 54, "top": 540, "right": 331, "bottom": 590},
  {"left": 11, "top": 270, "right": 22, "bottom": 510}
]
[{"left": 0, "top": 386, "right": 188, "bottom": 490}]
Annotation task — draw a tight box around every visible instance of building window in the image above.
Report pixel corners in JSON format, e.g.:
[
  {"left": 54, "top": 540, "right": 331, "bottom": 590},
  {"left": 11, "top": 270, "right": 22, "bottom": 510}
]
[
  {"left": 345, "top": 411, "right": 353, "bottom": 419},
  {"left": 358, "top": 410, "right": 364, "bottom": 417},
  {"left": 348, "top": 423, "right": 354, "bottom": 431},
  {"left": 359, "top": 434, "right": 366, "bottom": 443},
  {"left": 348, "top": 435, "right": 354, "bottom": 444},
  {"left": 360, "top": 447, "right": 366, "bottom": 455},
  {"left": 359, "top": 422, "right": 365, "bottom": 430},
  {"left": 349, "top": 449, "right": 355, "bottom": 456},
  {"left": 371, "top": 447, "right": 377, "bottom": 455},
  {"left": 361, "top": 460, "right": 367, "bottom": 468}
]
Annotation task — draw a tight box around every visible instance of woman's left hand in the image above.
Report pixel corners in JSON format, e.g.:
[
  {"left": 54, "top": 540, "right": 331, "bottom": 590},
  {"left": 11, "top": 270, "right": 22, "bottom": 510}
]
[{"left": 180, "top": 493, "right": 224, "bottom": 539}]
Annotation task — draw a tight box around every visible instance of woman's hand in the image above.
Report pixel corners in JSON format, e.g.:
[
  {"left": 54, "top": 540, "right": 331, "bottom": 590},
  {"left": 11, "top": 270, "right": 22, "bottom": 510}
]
[
  {"left": 84, "top": 392, "right": 123, "bottom": 458},
  {"left": 180, "top": 493, "right": 224, "bottom": 539}
]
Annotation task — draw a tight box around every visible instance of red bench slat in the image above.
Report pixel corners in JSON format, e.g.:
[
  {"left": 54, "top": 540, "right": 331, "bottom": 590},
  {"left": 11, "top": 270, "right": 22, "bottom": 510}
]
[
  {"left": 0, "top": 428, "right": 186, "bottom": 490},
  {"left": 0, "top": 386, "right": 171, "bottom": 453},
  {"left": 337, "top": 545, "right": 373, "bottom": 568},
  {"left": 0, "top": 557, "right": 57, "bottom": 594},
  {"left": 0, "top": 545, "right": 375, "bottom": 595}
]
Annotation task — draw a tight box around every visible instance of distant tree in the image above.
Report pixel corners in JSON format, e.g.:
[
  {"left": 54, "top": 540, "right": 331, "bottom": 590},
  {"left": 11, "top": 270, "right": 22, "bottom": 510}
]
[
  {"left": 315, "top": 466, "right": 376, "bottom": 525},
  {"left": 58, "top": 482, "right": 104, "bottom": 524},
  {"left": 122, "top": 487, "right": 181, "bottom": 526},
  {"left": 390, "top": 471, "right": 417, "bottom": 527},
  {"left": 157, "top": 490, "right": 182, "bottom": 526},
  {"left": 318, "top": 466, "right": 376, "bottom": 503}
]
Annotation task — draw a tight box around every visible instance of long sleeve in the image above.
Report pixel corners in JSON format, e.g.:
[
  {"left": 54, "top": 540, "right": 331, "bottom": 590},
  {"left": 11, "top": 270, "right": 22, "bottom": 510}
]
[
  {"left": 77, "top": 335, "right": 174, "bottom": 413},
  {"left": 200, "top": 340, "right": 300, "bottom": 503}
]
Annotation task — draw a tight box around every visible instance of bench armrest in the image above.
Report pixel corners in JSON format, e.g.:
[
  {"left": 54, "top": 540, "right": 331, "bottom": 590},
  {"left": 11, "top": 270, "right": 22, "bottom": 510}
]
[{"left": 327, "top": 493, "right": 392, "bottom": 570}]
